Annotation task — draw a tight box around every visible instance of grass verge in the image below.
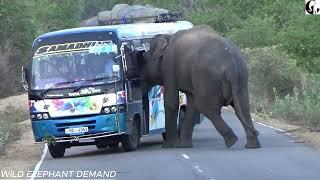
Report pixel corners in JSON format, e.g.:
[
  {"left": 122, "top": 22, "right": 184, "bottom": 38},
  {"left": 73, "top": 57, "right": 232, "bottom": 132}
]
[{"left": 0, "top": 105, "right": 29, "bottom": 155}]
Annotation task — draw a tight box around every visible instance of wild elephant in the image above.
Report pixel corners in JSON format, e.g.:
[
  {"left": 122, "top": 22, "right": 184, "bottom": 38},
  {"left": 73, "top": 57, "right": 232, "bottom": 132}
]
[{"left": 139, "top": 25, "right": 261, "bottom": 149}]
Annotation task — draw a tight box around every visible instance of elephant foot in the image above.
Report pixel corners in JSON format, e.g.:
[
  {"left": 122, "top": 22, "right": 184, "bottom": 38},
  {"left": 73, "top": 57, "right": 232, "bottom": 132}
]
[
  {"left": 223, "top": 131, "right": 239, "bottom": 148},
  {"left": 245, "top": 136, "right": 261, "bottom": 149},
  {"left": 175, "top": 140, "right": 193, "bottom": 148}
]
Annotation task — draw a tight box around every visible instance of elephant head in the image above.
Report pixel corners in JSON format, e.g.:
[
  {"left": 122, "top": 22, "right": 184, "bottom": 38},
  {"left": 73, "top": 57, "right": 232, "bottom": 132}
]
[{"left": 139, "top": 34, "right": 171, "bottom": 91}]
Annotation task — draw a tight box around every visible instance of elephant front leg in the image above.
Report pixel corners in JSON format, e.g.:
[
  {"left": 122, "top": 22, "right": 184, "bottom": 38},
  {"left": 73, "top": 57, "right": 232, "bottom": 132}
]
[
  {"left": 202, "top": 108, "right": 239, "bottom": 148},
  {"left": 176, "top": 95, "right": 197, "bottom": 148},
  {"left": 162, "top": 90, "right": 179, "bottom": 148}
]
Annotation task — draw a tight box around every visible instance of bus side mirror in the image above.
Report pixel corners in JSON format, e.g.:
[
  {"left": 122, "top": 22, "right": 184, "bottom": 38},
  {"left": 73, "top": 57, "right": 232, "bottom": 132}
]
[
  {"left": 125, "top": 50, "right": 141, "bottom": 80},
  {"left": 21, "top": 66, "right": 29, "bottom": 91}
]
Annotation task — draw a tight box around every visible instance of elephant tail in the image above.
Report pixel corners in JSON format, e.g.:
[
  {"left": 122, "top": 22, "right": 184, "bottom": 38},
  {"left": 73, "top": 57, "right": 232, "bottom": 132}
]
[
  {"left": 224, "top": 37, "right": 258, "bottom": 136},
  {"left": 227, "top": 59, "right": 259, "bottom": 136}
]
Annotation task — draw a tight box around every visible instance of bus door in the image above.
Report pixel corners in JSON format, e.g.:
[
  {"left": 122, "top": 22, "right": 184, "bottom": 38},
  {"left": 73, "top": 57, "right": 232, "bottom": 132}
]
[{"left": 147, "top": 85, "right": 166, "bottom": 134}]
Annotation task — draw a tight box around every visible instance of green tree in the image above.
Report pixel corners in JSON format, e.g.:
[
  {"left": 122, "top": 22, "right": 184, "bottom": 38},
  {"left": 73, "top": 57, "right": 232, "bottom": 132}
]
[
  {"left": 0, "top": 0, "right": 85, "bottom": 97},
  {"left": 33, "top": 0, "right": 84, "bottom": 33},
  {"left": 0, "top": 0, "right": 36, "bottom": 96},
  {"left": 188, "top": 8, "right": 241, "bottom": 34},
  {"left": 202, "top": 0, "right": 270, "bottom": 19},
  {"left": 258, "top": 0, "right": 300, "bottom": 30},
  {"left": 0, "top": 0, "right": 35, "bottom": 63},
  {"left": 228, "top": 16, "right": 277, "bottom": 48},
  {"left": 243, "top": 47, "right": 300, "bottom": 113},
  {"left": 279, "top": 15, "right": 320, "bottom": 73}
]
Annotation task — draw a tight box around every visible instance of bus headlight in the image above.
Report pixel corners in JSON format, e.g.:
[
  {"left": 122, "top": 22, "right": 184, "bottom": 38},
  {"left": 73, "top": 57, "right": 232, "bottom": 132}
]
[
  {"left": 111, "top": 106, "right": 117, "bottom": 113},
  {"left": 36, "top": 114, "right": 43, "bottom": 120},
  {"left": 104, "top": 107, "right": 111, "bottom": 114},
  {"left": 43, "top": 113, "right": 49, "bottom": 120},
  {"left": 102, "top": 105, "right": 125, "bottom": 114}
]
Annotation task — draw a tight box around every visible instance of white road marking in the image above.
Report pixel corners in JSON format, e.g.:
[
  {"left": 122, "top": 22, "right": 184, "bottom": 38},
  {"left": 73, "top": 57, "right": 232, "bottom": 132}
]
[
  {"left": 181, "top": 154, "right": 190, "bottom": 159},
  {"left": 254, "top": 120, "right": 285, "bottom": 132},
  {"left": 30, "top": 143, "right": 48, "bottom": 180},
  {"left": 253, "top": 119, "right": 296, "bottom": 138},
  {"left": 194, "top": 165, "right": 204, "bottom": 173},
  {"left": 180, "top": 154, "right": 207, "bottom": 175},
  {"left": 224, "top": 111, "right": 294, "bottom": 138}
]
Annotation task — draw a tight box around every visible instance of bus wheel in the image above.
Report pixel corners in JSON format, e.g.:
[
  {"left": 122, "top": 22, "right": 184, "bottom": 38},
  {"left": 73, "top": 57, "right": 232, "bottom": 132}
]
[
  {"left": 121, "top": 120, "right": 140, "bottom": 152},
  {"left": 48, "top": 143, "right": 65, "bottom": 158},
  {"left": 108, "top": 141, "right": 119, "bottom": 151}
]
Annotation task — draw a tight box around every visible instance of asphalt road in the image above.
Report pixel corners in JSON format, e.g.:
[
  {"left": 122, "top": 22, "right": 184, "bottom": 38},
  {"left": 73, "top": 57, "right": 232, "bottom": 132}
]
[{"left": 36, "top": 110, "right": 320, "bottom": 180}]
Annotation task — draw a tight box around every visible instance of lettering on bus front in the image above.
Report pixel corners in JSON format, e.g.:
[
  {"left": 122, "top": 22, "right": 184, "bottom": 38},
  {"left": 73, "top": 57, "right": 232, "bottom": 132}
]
[{"left": 35, "top": 41, "right": 116, "bottom": 56}]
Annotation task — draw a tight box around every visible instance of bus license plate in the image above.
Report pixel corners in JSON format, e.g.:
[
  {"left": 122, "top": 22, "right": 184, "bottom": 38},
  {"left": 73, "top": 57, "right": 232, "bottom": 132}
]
[{"left": 65, "top": 127, "right": 88, "bottom": 134}]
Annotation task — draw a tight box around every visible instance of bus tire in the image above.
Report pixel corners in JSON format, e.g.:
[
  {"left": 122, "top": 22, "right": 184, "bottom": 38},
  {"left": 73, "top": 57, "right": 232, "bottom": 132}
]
[
  {"left": 121, "top": 120, "right": 140, "bottom": 152},
  {"left": 48, "top": 143, "right": 65, "bottom": 158},
  {"left": 108, "top": 141, "right": 119, "bottom": 151}
]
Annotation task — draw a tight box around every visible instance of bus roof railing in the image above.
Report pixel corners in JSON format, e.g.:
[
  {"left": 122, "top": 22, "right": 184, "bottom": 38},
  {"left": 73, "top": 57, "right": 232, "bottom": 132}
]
[{"left": 98, "top": 12, "right": 183, "bottom": 25}]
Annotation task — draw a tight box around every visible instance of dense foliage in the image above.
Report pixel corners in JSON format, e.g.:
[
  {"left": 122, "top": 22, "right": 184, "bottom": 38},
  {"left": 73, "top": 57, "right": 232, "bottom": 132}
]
[{"left": 0, "top": 0, "right": 84, "bottom": 97}]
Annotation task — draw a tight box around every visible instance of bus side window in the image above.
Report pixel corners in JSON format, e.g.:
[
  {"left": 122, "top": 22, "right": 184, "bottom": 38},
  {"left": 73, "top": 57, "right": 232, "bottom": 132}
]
[
  {"left": 128, "top": 79, "right": 142, "bottom": 102},
  {"left": 124, "top": 46, "right": 140, "bottom": 80}
]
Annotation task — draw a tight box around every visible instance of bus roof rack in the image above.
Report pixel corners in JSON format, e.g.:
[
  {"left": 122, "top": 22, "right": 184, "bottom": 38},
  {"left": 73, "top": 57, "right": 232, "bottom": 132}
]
[
  {"left": 98, "top": 12, "right": 183, "bottom": 25},
  {"left": 155, "top": 12, "right": 183, "bottom": 23}
]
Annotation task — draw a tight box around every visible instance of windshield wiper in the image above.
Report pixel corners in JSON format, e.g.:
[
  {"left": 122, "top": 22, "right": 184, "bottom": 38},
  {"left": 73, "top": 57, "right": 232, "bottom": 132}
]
[
  {"left": 40, "top": 76, "right": 119, "bottom": 98},
  {"left": 40, "top": 80, "right": 85, "bottom": 97},
  {"left": 72, "top": 76, "right": 119, "bottom": 93}
]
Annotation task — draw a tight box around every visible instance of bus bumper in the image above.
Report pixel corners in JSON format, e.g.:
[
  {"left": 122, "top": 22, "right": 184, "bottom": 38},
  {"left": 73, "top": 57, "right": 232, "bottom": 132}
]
[{"left": 31, "top": 113, "right": 126, "bottom": 142}]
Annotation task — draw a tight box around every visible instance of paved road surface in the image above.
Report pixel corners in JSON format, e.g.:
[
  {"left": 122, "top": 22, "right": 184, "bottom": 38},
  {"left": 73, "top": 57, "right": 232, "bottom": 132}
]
[{"left": 36, "top": 110, "right": 320, "bottom": 180}]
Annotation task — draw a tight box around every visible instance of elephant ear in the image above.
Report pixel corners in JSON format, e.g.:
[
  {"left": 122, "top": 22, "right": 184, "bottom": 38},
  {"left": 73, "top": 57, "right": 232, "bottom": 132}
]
[
  {"left": 159, "top": 36, "right": 168, "bottom": 50},
  {"left": 152, "top": 34, "right": 169, "bottom": 61}
]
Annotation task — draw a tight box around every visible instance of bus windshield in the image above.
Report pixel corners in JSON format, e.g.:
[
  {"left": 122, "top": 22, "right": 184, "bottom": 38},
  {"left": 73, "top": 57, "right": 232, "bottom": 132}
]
[{"left": 31, "top": 42, "right": 121, "bottom": 90}]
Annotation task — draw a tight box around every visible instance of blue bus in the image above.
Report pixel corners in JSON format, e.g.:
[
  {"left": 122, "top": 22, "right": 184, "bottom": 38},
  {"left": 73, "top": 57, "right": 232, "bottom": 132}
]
[{"left": 21, "top": 19, "right": 198, "bottom": 158}]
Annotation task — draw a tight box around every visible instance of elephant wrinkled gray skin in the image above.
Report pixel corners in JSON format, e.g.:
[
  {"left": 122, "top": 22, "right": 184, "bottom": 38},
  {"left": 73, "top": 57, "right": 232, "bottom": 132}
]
[{"left": 140, "top": 25, "right": 261, "bottom": 149}]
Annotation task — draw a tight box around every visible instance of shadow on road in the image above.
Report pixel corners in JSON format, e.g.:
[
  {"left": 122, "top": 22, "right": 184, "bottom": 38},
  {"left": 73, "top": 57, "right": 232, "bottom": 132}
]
[
  {"left": 60, "top": 138, "right": 164, "bottom": 159},
  {"left": 49, "top": 115, "right": 303, "bottom": 159}
]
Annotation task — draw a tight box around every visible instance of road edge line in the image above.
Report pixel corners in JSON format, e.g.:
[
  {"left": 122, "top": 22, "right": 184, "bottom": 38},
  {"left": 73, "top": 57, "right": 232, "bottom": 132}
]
[
  {"left": 253, "top": 119, "right": 295, "bottom": 137},
  {"left": 30, "top": 143, "right": 48, "bottom": 180},
  {"left": 253, "top": 120, "right": 285, "bottom": 132},
  {"left": 223, "top": 108, "right": 294, "bottom": 137}
]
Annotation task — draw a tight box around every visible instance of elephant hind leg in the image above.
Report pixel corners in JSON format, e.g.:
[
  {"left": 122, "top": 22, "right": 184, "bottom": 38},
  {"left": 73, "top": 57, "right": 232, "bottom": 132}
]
[
  {"left": 232, "top": 91, "right": 261, "bottom": 148},
  {"left": 202, "top": 109, "right": 238, "bottom": 148}
]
